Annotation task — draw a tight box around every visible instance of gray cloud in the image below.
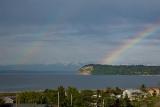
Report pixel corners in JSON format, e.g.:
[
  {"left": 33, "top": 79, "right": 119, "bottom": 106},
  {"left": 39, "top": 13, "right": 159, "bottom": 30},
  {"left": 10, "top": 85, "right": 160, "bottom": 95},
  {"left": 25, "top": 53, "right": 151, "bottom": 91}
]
[
  {"left": 1, "top": 0, "right": 160, "bottom": 25},
  {"left": 0, "top": 0, "right": 160, "bottom": 65}
]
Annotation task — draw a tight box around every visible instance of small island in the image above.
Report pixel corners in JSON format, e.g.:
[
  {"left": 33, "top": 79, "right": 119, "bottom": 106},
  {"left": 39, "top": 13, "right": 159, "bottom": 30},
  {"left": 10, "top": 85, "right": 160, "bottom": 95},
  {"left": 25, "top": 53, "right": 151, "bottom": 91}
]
[{"left": 79, "top": 64, "right": 160, "bottom": 75}]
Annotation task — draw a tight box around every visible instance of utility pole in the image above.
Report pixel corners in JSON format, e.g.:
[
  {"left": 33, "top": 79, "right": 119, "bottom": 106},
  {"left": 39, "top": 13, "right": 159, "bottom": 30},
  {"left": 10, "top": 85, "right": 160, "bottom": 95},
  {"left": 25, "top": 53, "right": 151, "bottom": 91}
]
[
  {"left": 58, "top": 91, "right": 60, "bottom": 107},
  {"left": 102, "top": 99, "right": 104, "bottom": 107},
  {"left": 16, "top": 93, "right": 17, "bottom": 107},
  {"left": 71, "top": 94, "right": 73, "bottom": 107},
  {"left": 16, "top": 93, "right": 19, "bottom": 107}
]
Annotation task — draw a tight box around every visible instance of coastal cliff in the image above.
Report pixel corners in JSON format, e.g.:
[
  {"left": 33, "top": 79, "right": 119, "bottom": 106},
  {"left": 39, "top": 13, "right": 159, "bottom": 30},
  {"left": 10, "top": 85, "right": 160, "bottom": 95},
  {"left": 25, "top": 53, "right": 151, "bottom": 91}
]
[{"left": 79, "top": 64, "right": 94, "bottom": 75}]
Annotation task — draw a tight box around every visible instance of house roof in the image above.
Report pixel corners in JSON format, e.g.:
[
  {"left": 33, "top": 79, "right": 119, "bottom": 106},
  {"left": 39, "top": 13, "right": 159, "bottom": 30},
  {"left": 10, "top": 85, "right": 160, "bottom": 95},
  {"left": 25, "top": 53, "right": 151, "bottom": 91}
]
[{"left": 3, "top": 97, "right": 14, "bottom": 103}]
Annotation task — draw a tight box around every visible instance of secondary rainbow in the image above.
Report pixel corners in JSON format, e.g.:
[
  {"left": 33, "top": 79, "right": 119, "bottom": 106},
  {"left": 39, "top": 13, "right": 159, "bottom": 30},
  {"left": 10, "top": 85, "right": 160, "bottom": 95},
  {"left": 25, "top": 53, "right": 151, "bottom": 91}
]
[{"left": 101, "top": 23, "right": 160, "bottom": 65}]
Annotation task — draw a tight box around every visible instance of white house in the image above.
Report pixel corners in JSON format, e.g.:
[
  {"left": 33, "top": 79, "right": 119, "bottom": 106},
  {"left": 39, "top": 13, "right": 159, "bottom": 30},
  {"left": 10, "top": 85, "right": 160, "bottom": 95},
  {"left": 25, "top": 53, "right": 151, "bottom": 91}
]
[
  {"left": 123, "top": 89, "right": 143, "bottom": 100},
  {"left": 3, "top": 97, "right": 14, "bottom": 104}
]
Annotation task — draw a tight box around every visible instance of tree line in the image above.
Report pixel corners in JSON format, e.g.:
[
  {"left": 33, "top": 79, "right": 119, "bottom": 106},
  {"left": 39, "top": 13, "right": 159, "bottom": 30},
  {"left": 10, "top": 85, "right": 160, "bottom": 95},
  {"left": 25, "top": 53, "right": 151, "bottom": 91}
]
[
  {"left": 1, "top": 85, "right": 160, "bottom": 107},
  {"left": 16, "top": 86, "right": 132, "bottom": 107},
  {"left": 88, "top": 64, "right": 160, "bottom": 75},
  {"left": 15, "top": 86, "right": 160, "bottom": 107}
]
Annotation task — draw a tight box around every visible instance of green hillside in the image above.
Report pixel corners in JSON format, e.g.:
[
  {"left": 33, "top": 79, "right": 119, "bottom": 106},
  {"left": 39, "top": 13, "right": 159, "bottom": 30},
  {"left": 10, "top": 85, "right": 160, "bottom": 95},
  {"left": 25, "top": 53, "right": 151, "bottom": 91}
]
[{"left": 79, "top": 64, "right": 160, "bottom": 75}]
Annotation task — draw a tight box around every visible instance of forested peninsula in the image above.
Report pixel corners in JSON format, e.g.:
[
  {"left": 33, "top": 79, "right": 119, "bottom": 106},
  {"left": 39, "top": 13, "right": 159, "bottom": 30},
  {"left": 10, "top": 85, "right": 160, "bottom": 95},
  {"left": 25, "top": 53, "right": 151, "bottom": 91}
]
[{"left": 79, "top": 64, "right": 160, "bottom": 75}]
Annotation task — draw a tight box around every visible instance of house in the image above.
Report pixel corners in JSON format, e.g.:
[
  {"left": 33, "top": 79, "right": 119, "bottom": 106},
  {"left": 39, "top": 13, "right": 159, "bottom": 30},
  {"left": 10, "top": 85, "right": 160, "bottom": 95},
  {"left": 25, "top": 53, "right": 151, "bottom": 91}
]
[
  {"left": 3, "top": 97, "right": 14, "bottom": 104},
  {"left": 123, "top": 89, "right": 144, "bottom": 100},
  {"left": 116, "top": 95, "right": 121, "bottom": 98},
  {"left": 146, "top": 88, "right": 160, "bottom": 96},
  {"left": 92, "top": 94, "right": 101, "bottom": 98}
]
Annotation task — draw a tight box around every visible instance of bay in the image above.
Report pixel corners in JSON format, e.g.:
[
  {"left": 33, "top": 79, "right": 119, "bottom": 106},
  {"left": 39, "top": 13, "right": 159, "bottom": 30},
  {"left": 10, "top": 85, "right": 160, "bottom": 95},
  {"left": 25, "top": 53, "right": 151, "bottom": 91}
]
[{"left": 0, "top": 72, "right": 160, "bottom": 91}]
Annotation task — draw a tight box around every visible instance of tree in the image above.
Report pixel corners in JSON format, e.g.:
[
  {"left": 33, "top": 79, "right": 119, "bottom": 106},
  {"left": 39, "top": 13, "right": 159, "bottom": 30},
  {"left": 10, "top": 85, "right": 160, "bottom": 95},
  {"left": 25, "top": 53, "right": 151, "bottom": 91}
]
[
  {"left": 81, "top": 90, "right": 94, "bottom": 107},
  {"left": 57, "top": 86, "right": 68, "bottom": 107},
  {"left": 121, "top": 95, "right": 133, "bottom": 107},
  {"left": 114, "top": 87, "right": 122, "bottom": 95},
  {"left": 153, "top": 90, "right": 157, "bottom": 96},
  {"left": 103, "top": 95, "right": 115, "bottom": 107},
  {"left": 0, "top": 98, "right": 4, "bottom": 104},
  {"left": 44, "top": 89, "right": 58, "bottom": 104},
  {"left": 66, "top": 87, "right": 80, "bottom": 107},
  {"left": 140, "top": 84, "right": 147, "bottom": 92},
  {"left": 111, "top": 99, "right": 120, "bottom": 107}
]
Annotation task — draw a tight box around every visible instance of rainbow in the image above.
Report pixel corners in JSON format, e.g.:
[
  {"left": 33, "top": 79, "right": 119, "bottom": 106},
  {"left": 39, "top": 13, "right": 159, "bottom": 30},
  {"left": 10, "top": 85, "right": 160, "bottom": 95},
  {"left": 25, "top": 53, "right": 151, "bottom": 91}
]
[
  {"left": 101, "top": 23, "right": 160, "bottom": 65},
  {"left": 17, "top": 32, "right": 49, "bottom": 64}
]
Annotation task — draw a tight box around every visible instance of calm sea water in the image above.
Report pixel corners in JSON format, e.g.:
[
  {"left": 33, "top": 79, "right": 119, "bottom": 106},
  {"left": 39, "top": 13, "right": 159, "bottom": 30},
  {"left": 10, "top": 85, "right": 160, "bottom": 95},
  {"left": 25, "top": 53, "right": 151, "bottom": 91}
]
[{"left": 0, "top": 72, "right": 160, "bottom": 91}]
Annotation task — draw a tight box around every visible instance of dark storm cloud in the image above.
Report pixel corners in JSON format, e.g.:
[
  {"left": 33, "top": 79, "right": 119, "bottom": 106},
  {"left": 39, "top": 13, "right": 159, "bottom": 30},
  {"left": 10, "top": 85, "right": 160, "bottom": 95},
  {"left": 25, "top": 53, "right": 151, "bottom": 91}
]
[{"left": 1, "top": 0, "right": 160, "bottom": 25}]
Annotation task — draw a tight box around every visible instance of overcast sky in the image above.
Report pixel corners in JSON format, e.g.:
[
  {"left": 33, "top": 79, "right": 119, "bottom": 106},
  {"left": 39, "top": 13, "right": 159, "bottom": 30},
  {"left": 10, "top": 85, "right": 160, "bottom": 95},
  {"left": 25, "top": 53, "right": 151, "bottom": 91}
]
[{"left": 0, "top": 0, "right": 160, "bottom": 65}]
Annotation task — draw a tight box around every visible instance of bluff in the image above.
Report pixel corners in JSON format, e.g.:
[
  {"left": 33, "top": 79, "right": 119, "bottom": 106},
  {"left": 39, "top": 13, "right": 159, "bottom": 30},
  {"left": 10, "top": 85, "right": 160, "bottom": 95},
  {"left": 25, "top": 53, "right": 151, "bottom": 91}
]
[{"left": 79, "top": 64, "right": 160, "bottom": 75}]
